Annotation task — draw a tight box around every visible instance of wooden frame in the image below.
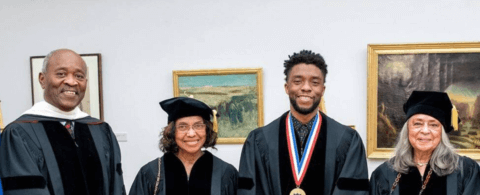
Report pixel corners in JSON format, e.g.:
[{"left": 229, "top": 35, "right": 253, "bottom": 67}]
[
  {"left": 173, "top": 68, "right": 263, "bottom": 144},
  {"left": 368, "top": 42, "right": 480, "bottom": 160},
  {"left": 30, "top": 54, "right": 104, "bottom": 120}
]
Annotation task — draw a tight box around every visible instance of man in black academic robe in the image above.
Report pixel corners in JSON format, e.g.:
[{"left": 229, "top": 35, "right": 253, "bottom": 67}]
[
  {"left": 0, "top": 49, "right": 125, "bottom": 195},
  {"left": 238, "top": 50, "right": 369, "bottom": 195}
]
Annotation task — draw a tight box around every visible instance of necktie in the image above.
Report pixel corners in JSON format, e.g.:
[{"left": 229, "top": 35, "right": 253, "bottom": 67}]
[{"left": 65, "top": 121, "right": 74, "bottom": 139}]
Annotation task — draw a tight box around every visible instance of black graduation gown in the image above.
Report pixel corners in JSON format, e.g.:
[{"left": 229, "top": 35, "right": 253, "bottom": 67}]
[
  {"left": 238, "top": 112, "right": 369, "bottom": 195},
  {"left": 129, "top": 151, "right": 238, "bottom": 195},
  {"left": 0, "top": 114, "right": 126, "bottom": 195},
  {"left": 370, "top": 156, "right": 480, "bottom": 195}
]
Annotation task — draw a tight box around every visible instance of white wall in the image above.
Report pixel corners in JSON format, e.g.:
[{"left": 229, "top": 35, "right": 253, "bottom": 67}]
[{"left": 1, "top": 0, "right": 480, "bottom": 192}]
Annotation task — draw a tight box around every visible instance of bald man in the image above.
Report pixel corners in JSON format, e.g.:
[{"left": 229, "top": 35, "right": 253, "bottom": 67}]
[{"left": 0, "top": 49, "right": 125, "bottom": 195}]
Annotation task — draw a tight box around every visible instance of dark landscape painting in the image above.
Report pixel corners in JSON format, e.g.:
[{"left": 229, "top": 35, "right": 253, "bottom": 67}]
[{"left": 377, "top": 53, "right": 480, "bottom": 149}]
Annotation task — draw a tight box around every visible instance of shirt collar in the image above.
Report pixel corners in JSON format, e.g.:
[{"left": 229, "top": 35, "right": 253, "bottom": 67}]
[{"left": 291, "top": 114, "right": 316, "bottom": 131}]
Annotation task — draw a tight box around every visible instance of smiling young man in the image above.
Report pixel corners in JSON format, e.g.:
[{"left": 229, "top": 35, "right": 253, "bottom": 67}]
[
  {"left": 0, "top": 49, "right": 125, "bottom": 195},
  {"left": 238, "top": 50, "right": 369, "bottom": 195}
]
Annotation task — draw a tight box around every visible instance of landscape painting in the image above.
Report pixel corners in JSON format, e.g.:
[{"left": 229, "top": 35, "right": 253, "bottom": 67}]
[
  {"left": 368, "top": 43, "right": 480, "bottom": 159},
  {"left": 173, "top": 68, "right": 263, "bottom": 144}
]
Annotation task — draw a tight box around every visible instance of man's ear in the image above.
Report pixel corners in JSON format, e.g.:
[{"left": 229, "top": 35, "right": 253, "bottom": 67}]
[
  {"left": 39, "top": 72, "right": 46, "bottom": 89},
  {"left": 284, "top": 83, "right": 289, "bottom": 94}
]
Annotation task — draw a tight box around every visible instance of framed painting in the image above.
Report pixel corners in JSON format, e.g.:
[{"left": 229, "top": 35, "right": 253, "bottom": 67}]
[
  {"left": 367, "top": 42, "right": 480, "bottom": 160},
  {"left": 30, "top": 54, "right": 104, "bottom": 120},
  {"left": 173, "top": 68, "right": 263, "bottom": 144}
]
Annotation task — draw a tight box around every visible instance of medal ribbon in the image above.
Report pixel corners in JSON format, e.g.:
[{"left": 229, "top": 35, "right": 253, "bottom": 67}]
[{"left": 286, "top": 112, "right": 322, "bottom": 187}]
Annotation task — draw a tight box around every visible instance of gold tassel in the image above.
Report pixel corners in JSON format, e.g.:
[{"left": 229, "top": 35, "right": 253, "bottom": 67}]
[
  {"left": 319, "top": 98, "right": 326, "bottom": 114},
  {"left": 0, "top": 100, "right": 5, "bottom": 132},
  {"left": 452, "top": 105, "right": 459, "bottom": 131},
  {"left": 212, "top": 110, "right": 218, "bottom": 133}
]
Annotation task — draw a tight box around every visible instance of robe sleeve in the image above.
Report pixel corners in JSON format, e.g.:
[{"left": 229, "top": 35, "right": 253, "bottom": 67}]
[
  {"left": 106, "top": 124, "right": 127, "bottom": 195},
  {"left": 129, "top": 159, "right": 161, "bottom": 195},
  {"left": 221, "top": 164, "right": 238, "bottom": 195},
  {"left": 129, "top": 167, "right": 153, "bottom": 195},
  {"left": 459, "top": 157, "right": 480, "bottom": 195},
  {"left": 333, "top": 130, "right": 369, "bottom": 195},
  {"left": 369, "top": 164, "right": 390, "bottom": 195},
  {"left": 238, "top": 131, "right": 265, "bottom": 195},
  {"left": 0, "top": 124, "right": 50, "bottom": 195}
]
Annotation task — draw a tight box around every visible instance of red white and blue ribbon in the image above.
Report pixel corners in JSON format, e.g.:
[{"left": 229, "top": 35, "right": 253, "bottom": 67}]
[{"left": 286, "top": 111, "right": 322, "bottom": 187}]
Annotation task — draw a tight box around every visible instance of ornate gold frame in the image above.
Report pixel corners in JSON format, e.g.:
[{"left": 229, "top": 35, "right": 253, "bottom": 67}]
[
  {"left": 367, "top": 42, "right": 480, "bottom": 160},
  {"left": 173, "top": 68, "right": 263, "bottom": 144}
]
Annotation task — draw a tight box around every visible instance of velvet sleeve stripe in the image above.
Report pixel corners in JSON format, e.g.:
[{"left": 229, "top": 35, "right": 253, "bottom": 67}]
[
  {"left": 238, "top": 177, "right": 254, "bottom": 190},
  {"left": 336, "top": 178, "right": 369, "bottom": 191},
  {"left": 1, "top": 176, "right": 46, "bottom": 190}
]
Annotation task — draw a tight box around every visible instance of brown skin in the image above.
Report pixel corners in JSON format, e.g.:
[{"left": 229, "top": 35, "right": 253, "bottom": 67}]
[
  {"left": 408, "top": 114, "right": 443, "bottom": 175},
  {"left": 284, "top": 63, "right": 326, "bottom": 123},
  {"left": 175, "top": 115, "right": 207, "bottom": 176},
  {"left": 39, "top": 50, "right": 87, "bottom": 111}
]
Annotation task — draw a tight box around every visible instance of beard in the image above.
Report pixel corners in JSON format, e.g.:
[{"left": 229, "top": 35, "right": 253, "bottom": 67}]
[{"left": 289, "top": 96, "right": 321, "bottom": 115}]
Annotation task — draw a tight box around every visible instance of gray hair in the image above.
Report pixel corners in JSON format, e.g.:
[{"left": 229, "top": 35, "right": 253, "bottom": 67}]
[
  {"left": 42, "top": 49, "right": 86, "bottom": 74},
  {"left": 389, "top": 120, "right": 459, "bottom": 176}
]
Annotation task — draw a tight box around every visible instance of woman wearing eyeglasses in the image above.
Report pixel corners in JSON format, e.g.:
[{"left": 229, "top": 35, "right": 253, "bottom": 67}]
[
  {"left": 370, "top": 91, "right": 480, "bottom": 195},
  {"left": 129, "top": 97, "right": 238, "bottom": 195}
]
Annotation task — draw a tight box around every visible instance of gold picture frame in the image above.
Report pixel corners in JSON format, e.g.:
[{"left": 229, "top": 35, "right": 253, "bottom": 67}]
[
  {"left": 368, "top": 42, "right": 480, "bottom": 160},
  {"left": 173, "top": 68, "right": 263, "bottom": 144}
]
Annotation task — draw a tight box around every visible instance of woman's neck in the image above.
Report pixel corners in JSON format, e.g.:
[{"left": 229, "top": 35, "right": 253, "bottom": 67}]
[
  {"left": 413, "top": 150, "right": 432, "bottom": 176},
  {"left": 413, "top": 150, "right": 432, "bottom": 163}
]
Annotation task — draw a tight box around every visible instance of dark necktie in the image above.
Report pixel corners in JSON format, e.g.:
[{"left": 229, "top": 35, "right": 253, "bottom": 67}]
[{"left": 65, "top": 121, "right": 74, "bottom": 139}]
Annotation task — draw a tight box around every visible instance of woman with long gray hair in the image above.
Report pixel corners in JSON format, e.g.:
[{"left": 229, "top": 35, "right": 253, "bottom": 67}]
[{"left": 370, "top": 91, "right": 480, "bottom": 195}]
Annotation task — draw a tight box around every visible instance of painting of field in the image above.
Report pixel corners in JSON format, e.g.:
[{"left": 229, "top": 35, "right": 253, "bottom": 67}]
[{"left": 175, "top": 71, "right": 263, "bottom": 141}]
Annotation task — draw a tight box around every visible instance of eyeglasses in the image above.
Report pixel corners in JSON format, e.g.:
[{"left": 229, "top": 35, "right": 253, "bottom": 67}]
[{"left": 176, "top": 123, "right": 206, "bottom": 133}]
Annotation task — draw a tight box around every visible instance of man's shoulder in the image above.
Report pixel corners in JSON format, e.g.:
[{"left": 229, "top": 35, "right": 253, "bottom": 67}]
[{"left": 3, "top": 114, "right": 45, "bottom": 132}]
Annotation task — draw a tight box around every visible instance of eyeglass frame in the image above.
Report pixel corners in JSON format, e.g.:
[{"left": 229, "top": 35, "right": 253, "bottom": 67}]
[{"left": 175, "top": 122, "right": 207, "bottom": 133}]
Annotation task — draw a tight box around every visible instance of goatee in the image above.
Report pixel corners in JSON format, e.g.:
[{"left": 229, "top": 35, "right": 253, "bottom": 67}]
[{"left": 289, "top": 96, "right": 321, "bottom": 115}]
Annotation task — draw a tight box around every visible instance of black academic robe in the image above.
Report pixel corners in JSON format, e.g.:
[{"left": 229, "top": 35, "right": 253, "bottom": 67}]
[
  {"left": 0, "top": 114, "right": 126, "bottom": 195},
  {"left": 370, "top": 156, "right": 480, "bottom": 195},
  {"left": 129, "top": 151, "right": 238, "bottom": 195},
  {"left": 238, "top": 112, "right": 369, "bottom": 195},
  {"left": 0, "top": 132, "right": 3, "bottom": 195}
]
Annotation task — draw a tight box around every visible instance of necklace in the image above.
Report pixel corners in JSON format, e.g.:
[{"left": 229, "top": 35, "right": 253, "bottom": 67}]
[
  {"left": 389, "top": 168, "right": 433, "bottom": 195},
  {"left": 416, "top": 161, "right": 428, "bottom": 167}
]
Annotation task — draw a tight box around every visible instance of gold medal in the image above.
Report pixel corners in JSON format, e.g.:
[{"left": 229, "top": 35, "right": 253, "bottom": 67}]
[{"left": 289, "top": 187, "right": 306, "bottom": 195}]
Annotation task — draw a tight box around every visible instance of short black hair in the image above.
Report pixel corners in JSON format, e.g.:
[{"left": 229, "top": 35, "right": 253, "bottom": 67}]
[{"left": 283, "top": 50, "right": 328, "bottom": 82}]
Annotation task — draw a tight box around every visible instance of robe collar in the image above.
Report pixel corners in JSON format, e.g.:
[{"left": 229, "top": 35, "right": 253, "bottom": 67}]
[{"left": 22, "top": 101, "right": 89, "bottom": 120}]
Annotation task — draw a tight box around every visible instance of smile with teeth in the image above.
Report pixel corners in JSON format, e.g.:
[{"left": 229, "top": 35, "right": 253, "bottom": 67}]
[
  {"left": 298, "top": 96, "right": 312, "bottom": 101},
  {"left": 184, "top": 140, "right": 200, "bottom": 145},
  {"left": 63, "top": 91, "right": 77, "bottom": 95},
  {"left": 418, "top": 138, "right": 431, "bottom": 142}
]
